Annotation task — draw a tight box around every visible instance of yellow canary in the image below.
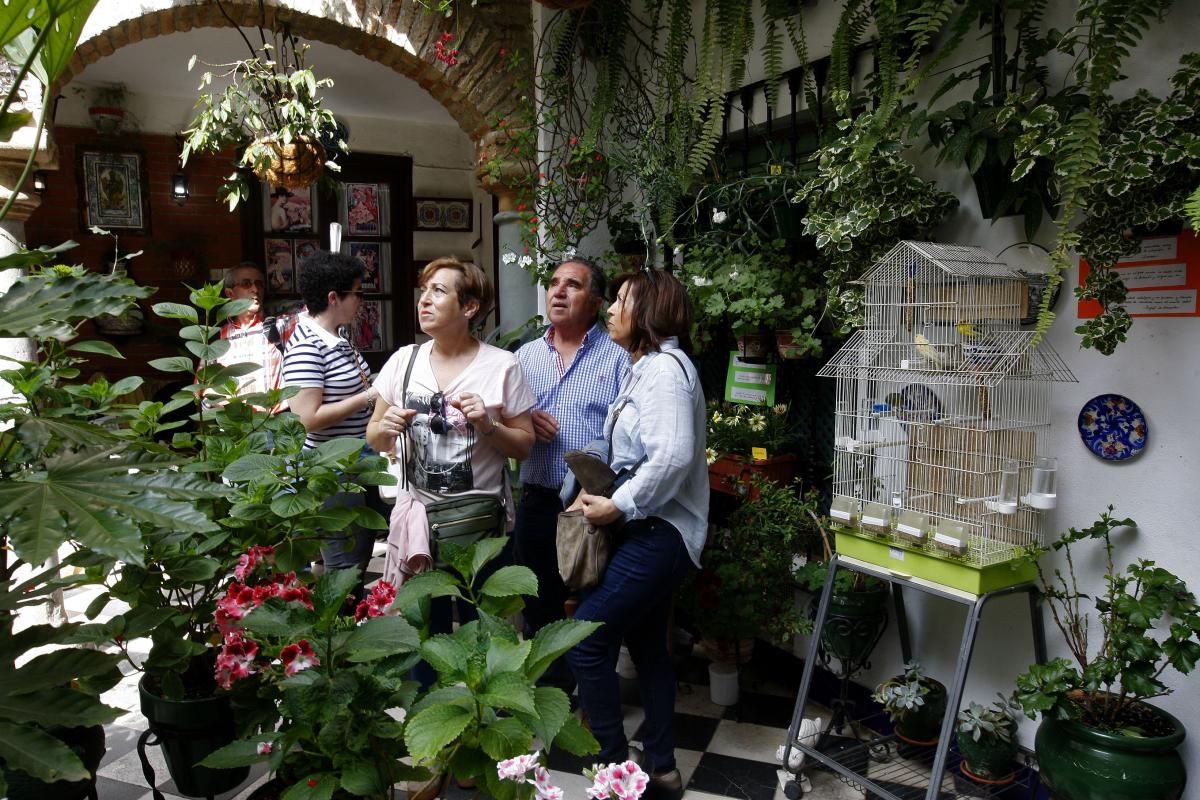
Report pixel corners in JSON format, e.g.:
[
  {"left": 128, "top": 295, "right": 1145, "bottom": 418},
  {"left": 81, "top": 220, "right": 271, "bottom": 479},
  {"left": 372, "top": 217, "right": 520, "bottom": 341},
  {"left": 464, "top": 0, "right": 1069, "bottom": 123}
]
[
  {"left": 913, "top": 332, "right": 949, "bottom": 368},
  {"left": 955, "top": 320, "right": 982, "bottom": 339}
]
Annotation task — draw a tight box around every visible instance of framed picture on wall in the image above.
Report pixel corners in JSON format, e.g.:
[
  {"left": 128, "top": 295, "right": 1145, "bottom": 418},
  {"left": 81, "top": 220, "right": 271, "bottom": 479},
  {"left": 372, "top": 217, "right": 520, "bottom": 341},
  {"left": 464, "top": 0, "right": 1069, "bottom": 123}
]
[
  {"left": 264, "top": 238, "right": 294, "bottom": 293},
  {"left": 78, "top": 149, "right": 149, "bottom": 234},
  {"left": 347, "top": 241, "right": 386, "bottom": 292},
  {"left": 350, "top": 300, "right": 388, "bottom": 353},
  {"left": 346, "top": 183, "right": 383, "bottom": 235},
  {"left": 414, "top": 197, "right": 472, "bottom": 232},
  {"left": 263, "top": 183, "right": 316, "bottom": 233}
]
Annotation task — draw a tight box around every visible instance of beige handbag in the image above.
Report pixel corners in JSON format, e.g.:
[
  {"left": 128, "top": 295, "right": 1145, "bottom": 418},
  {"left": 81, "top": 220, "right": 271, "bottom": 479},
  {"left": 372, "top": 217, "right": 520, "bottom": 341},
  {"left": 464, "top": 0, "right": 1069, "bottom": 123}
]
[{"left": 555, "top": 510, "right": 610, "bottom": 590}]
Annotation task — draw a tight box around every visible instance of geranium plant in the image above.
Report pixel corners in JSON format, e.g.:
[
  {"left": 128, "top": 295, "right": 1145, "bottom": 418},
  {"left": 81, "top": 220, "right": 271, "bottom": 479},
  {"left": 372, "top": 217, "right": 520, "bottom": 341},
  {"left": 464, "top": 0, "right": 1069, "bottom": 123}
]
[
  {"left": 1015, "top": 506, "right": 1200, "bottom": 736},
  {"left": 199, "top": 548, "right": 425, "bottom": 799},
  {"left": 496, "top": 751, "right": 648, "bottom": 800},
  {"left": 203, "top": 538, "right": 602, "bottom": 797}
]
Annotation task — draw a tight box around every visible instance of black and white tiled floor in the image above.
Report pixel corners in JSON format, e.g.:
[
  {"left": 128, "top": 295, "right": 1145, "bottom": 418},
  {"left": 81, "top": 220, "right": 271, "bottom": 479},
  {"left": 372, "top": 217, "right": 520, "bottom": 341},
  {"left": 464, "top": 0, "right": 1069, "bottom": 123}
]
[{"left": 49, "top": 546, "right": 857, "bottom": 800}]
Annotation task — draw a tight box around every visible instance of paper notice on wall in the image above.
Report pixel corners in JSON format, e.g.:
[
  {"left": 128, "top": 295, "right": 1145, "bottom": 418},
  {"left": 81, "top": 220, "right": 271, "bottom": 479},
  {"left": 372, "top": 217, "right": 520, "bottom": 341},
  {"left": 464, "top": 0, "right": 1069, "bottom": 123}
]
[
  {"left": 725, "top": 352, "right": 777, "bottom": 406},
  {"left": 1118, "top": 236, "right": 1178, "bottom": 263},
  {"left": 1079, "top": 232, "right": 1200, "bottom": 318},
  {"left": 1118, "top": 262, "right": 1187, "bottom": 289},
  {"left": 1121, "top": 290, "right": 1197, "bottom": 315},
  {"left": 729, "top": 386, "right": 769, "bottom": 403},
  {"left": 734, "top": 370, "right": 772, "bottom": 385}
]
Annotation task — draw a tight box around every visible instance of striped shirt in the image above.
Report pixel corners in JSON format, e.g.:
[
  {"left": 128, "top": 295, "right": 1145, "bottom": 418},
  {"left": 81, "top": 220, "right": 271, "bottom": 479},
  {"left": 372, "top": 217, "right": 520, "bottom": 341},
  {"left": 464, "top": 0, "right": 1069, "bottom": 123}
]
[
  {"left": 282, "top": 316, "right": 372, "bottom": 449},
  {"left": 516, "top": 322, "right": 629, "bottom": 489}
]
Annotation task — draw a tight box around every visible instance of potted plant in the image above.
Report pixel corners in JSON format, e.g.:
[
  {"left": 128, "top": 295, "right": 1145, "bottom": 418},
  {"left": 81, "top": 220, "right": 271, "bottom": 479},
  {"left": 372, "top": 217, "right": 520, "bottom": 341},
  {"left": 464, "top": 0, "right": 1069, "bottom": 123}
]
[
  {"left": 1014, "top": 506, "right": 1199, "bottom": 800},
  {"left": 202, "top": 538, "right": 602, "bottom": 797},
  {"left": 179, "top": 2, "right": 347, "bottom": 209},
  {"left": 680, "top": 479, "right": 823, "bottom": 670},
  {"left": 70, "top": 283, "right": 388, "bottom": 796},
  {"left": 678, "top": 237, "right": 820, "bottom": 358},
  {"left": 873, "top": 661, "right": 949, "bottom": 748},
  {"left": 704, "top": 401, "right": 797, "bottom": 498},
  {"left": 955, "top": 693, "right": 1021, "bottom": 785},
  {"left": 0, "top": 251, "right": 162, "bottom": 800},
  {"left": 83, "top": 82, "right": 133, "bottom": 135}
]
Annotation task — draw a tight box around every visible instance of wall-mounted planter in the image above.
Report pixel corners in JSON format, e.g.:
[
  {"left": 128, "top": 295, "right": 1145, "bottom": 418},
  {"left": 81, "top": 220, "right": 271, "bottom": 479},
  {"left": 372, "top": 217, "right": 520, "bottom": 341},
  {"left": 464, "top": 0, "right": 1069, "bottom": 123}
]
[{"left": 88, "top": 106, "right": 125, "bottom": 135}]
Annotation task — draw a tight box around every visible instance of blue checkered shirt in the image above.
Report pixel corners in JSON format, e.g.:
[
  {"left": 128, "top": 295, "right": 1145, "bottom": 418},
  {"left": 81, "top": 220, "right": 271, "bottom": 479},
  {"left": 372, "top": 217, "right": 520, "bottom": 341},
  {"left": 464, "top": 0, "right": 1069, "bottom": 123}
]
[{"left": 517, "top": 322, "right": 629, "bottom": 489}]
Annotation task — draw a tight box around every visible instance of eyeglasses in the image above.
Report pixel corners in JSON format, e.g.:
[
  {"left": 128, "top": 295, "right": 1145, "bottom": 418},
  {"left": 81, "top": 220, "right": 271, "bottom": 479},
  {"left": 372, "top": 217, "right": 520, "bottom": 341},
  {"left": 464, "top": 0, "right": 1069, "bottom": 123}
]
[
  {"left": 428, "top": 391, "right": 448, "bottom": 435},
  {"left": 234, "top": 278, "right": 265, "bottom": 290}
]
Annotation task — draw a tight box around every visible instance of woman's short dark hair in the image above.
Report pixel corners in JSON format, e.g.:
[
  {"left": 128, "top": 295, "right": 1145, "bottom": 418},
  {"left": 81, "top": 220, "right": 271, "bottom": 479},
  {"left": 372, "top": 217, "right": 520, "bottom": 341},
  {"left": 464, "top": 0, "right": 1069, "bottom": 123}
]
[
  {"left": 298, "top": 250, "right": 364, "bottom": 314},
  {"left": 420, "top": 257, "right": 493, "bottom": 329},
  {"left": 610, "top": 269, "right": 693, "bottom": 355}
]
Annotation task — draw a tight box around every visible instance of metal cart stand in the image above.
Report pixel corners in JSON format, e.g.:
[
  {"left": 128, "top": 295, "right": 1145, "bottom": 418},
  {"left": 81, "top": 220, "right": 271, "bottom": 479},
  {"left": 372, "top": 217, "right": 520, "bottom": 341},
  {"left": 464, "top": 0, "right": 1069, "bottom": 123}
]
[{"left": 783, "top": 554, "right": 1047, "bottom": 800}]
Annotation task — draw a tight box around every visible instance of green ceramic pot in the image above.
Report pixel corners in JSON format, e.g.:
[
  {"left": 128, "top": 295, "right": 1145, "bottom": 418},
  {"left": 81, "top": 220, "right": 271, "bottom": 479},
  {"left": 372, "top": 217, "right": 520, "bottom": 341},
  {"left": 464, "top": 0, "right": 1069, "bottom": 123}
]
[
  {"left": 894, "top": 679, "right": 948, "bottom": 744},
  {"left": 955, "top": 728, "right": 1018, "bottom": 783},
  {"left": 139, "top": 677, "right": 249, "bottom": 798},
  {"left": 1035, "top": 705, "right": 1186, "bottom": 800},
  {"left": 820, "top": 586, "right": 888, "bottom": 665}
]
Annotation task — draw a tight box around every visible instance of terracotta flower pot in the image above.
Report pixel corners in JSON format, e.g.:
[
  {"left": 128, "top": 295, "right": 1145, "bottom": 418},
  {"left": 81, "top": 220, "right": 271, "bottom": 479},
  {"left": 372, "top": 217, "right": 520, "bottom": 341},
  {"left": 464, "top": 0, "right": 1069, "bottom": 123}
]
[{"left": 707, "top": 454, "right": 796, "bottom": 499}]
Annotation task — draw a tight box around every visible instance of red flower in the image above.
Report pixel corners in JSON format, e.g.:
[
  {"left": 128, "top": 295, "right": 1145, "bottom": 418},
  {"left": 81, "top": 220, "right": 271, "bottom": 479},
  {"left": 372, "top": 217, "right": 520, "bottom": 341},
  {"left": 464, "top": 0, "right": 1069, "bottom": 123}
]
[
  {"left": 516, "top": 203, "right": 528, "bottom": 211},
  {"left": 594, "top": 153, "right": 603, "bottom": 162},
  {"left": 498, "top": 118, "right": 507, "bottom": 127},
  {"left": 308, "top": 779, "right": 318, "bottom": 788},
  {"left": 214, "top": 632, "right": 259, "bottom": 688},
  {"left": 280, "top": 640, "right": 320, "bottom": 676},
  {"left": 499, "top": 47, "right": 509, "bottom": 57},
  {"left": 569, "top": 136, "right": 578, "bottom": 147},
  {"left": 529, "top": 216, "right": 538, "bottom": 224},
  {"left": 234, "top": 545, "right": 275, "bottom": 582},
  {"left": 355, "top": 581, "right": 397, "bottom": 622}
]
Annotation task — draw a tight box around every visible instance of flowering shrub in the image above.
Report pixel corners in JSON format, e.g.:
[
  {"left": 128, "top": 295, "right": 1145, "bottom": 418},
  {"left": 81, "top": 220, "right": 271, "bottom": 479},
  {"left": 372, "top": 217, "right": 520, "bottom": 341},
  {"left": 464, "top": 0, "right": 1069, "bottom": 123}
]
[
  {"left": 705, "top": 401, "right": 795, "bottom": 462},
  {"left": 496, "top": 752, "right": 648, "bottom": 800},
  {"left": 203, "top": 538, "right": 604, "bottom": 797},
  {"left": 202, "top": 548, "right": 427, "bottom": 798}
]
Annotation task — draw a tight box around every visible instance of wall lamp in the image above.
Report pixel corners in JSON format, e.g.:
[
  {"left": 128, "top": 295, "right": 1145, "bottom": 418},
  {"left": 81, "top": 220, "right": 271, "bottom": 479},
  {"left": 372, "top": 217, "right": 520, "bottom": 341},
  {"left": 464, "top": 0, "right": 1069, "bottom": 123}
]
[
  {"left": 32, "top": 170, "right": 48, "bottom": 195},
  {"left": 171, "top": 172, "right": 189, "bottom": 202}
]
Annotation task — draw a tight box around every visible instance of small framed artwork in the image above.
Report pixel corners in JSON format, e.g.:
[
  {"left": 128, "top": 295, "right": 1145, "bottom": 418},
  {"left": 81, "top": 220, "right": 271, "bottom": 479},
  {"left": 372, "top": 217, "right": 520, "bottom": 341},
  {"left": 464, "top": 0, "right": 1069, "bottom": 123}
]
[
  {"left": 264, "top": 238, "right": 294, "bottom": 293},
  {"left": 295, "top": 239, "right": 320, "bottom": 266},
  {"left": 78, "top": 149, "right": 149, "bottom": 234},
  {"left": 414, "top": 197, "right": 472, "bottom": 232},
  {"left": 351, "top": 300, "right": 388, "bottom": 353},
  {"left": 346, "top": 183, "right": 384, "bottom": 235},
  {"left": 263, "top": 184, "right": 316, "bottom": 233},
  {"left": 347, "top": 241, "right": 386, "bottom": 292}
]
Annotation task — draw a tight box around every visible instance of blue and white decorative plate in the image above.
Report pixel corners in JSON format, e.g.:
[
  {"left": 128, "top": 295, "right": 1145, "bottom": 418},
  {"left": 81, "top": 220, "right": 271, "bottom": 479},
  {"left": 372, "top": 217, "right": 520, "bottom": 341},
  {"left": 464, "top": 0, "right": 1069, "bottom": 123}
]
[{"left": 1078, "top": 394, "right": 1148, "bottom": 461}]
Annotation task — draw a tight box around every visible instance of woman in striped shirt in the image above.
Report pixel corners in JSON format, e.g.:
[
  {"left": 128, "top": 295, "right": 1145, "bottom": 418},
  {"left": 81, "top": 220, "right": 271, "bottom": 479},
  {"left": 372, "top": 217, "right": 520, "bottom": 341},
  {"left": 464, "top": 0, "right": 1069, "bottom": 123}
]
[{"left": 282, "top": 250, "right": 382, "bottom": 586}]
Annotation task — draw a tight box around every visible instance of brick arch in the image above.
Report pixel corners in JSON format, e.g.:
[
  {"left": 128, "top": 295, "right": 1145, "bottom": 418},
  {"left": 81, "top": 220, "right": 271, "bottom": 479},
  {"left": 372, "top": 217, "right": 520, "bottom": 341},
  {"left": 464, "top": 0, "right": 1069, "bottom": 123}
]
[{"left": 58, "top": 0, "right": 533, "bottom": 199}]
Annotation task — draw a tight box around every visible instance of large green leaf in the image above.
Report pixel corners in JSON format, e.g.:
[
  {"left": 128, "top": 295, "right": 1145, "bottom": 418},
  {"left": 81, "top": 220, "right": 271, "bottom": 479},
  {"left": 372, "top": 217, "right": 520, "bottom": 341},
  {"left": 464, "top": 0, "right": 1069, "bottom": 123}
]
[
  {"left": 420, "top": 634, "right": 472, "bottom": 679},
  {"left": 524, "top": 618, "right": 601, "bottom": 681},
  {"left": 404, "top": 703, "right": 473, "bottom": 761},
  {"left": 478, "top": 565, "right": 538, "bottom": 599},
  {"left": 548, "top": 714, "right": 599, "bottom": 756},
  {"left": 478, "top": 716, "right": 534, "bottom": 761},
  {"left": 0, "top": 263, "right": 151, "bottom": 340},
  {"left": 519, "top": 686, "right": 571, "bottom": 749},
  {"left": 485, "top": 636, "right": 531, "bottom": 677},
  {"left": 311, "top": 567, "right": 360, "bottom": 619},
  {"left": 0, "top": 1, "right": 47, "bottom": 52},
  {"left": 0, "top": 689, "right": 122, "bottom": 726},
  {"left": 478, "top": 671, "right": 536, "bottom": 715},
  {"left": 38, "top": 1, "right": 99, "bottom": 87},
  {"left": 0, "top": 721, "right": 89, "bottom": 783},
  {"left": 311, "top": 437, "right": 367, "bottom": 466},
  {"left": 0, "top": 448, "right": 222, "bottom": 564},
  {"left": 223, "top": 453, "right": 286, "bottom": 482},
  {"left": 10, "top": 648, "right": 122, "bottom": 695},
  {"left": 338, "top": 759, "right": 387, "bottom": 797},
  {"left": 342, "top": 615, "right": 421, "bottom": 662},
  {"left": 198, "top": 735, "right": 273, "bottom": 768},
  {"left": 281, "top": 772, "right": 338, "bottom": 800}
]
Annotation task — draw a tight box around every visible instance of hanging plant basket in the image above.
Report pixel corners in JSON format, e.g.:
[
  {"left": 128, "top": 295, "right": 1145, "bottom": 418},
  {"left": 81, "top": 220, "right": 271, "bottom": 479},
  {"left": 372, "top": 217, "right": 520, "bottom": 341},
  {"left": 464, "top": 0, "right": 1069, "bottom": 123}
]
[{"left": 255, "top": 138, "right": 326, "bottom": 190}]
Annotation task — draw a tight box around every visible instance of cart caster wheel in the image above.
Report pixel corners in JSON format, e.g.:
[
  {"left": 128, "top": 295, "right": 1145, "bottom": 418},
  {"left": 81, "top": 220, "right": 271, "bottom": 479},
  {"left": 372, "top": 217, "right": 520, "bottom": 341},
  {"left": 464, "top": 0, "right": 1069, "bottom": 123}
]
[{"left": 784, "top": 778, "right": 808, "bottom": 799}]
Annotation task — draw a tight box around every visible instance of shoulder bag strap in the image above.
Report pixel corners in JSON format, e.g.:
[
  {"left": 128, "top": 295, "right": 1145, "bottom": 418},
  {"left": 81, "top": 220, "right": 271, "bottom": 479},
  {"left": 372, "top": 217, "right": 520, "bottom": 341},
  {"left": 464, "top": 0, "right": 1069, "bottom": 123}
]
[{"left": 395, "top": 344, "right": 419, "bottom": 492}]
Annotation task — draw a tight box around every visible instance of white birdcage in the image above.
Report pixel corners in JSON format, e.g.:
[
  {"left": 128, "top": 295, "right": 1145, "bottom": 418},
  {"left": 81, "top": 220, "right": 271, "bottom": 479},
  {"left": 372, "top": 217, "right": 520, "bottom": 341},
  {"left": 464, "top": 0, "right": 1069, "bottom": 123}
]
[{"left": 818, "top": 242, "right": 1076, "bottom": 577}]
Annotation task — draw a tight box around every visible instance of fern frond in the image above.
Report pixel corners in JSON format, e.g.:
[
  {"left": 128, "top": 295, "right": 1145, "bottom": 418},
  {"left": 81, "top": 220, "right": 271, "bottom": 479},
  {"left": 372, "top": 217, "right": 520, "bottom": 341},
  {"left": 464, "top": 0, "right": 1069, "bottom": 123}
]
[{"left": 1185, "top": 185, "right": 1200, "bottom": 230}]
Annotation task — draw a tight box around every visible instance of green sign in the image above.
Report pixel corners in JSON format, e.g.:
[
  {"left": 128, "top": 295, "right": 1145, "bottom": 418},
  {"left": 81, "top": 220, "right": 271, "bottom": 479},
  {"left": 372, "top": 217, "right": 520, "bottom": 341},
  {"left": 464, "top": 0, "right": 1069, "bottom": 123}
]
[{"left": 723, "top": 352, "right": 777, "bottom": 406}]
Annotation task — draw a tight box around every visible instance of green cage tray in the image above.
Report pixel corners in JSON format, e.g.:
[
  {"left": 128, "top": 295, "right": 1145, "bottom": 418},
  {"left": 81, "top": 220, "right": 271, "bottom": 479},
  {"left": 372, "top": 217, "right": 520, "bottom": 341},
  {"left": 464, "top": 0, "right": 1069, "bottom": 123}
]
[{"left": 833, "top": 528, "right": 1037, "bottom": 595}]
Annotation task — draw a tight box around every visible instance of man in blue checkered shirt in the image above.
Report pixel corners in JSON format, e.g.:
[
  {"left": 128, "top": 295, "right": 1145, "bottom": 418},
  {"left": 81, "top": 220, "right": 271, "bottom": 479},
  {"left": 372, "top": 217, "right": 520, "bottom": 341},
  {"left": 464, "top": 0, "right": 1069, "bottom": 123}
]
[{"left": 515, "top": 258, "right": 629, "bottom": 693}]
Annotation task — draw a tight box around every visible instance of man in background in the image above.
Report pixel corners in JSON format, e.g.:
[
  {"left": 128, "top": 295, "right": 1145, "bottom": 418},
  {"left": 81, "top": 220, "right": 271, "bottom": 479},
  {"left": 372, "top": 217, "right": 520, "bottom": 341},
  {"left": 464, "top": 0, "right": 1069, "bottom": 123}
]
[
  {"left": 217, "top": 261, "right": 298, "bottom": 413},
  {"left": 514, "top": 258, "right": 629, "bottom": 694}
]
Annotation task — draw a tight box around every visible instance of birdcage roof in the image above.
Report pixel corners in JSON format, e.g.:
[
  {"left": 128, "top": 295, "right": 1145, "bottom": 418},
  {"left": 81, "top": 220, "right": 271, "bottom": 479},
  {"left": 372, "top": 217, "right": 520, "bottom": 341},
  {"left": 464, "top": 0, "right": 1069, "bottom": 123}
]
[
  {"left": 817, "top": 329, "right": 1077, "bottom": 386},
  {"left": 860, "top": 241, "right": 1025, "bottom": 283}
]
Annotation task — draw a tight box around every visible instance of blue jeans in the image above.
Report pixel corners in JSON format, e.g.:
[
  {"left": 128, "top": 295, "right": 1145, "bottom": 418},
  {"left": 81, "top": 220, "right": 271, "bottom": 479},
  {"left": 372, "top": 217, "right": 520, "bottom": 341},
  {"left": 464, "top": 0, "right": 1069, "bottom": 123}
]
[
  {"left": 514, "top": 484, "right": 574, "bottom": 693},
  {"left": 567, "top": 517, "right": 692, "bottom": 773},
  {"left": 320, "top": 490, "right": 374, "bottom": 602}
]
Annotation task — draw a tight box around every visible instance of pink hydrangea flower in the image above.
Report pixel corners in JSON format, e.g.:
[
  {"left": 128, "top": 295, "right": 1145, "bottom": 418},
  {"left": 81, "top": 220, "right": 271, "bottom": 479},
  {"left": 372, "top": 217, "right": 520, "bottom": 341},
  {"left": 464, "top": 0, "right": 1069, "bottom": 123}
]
[
  {"left": 588, "top": 762, "right": 647, "bottom": 800},
  {"left": 280, "top": 640, "right": 319, "bottom": 676}
]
